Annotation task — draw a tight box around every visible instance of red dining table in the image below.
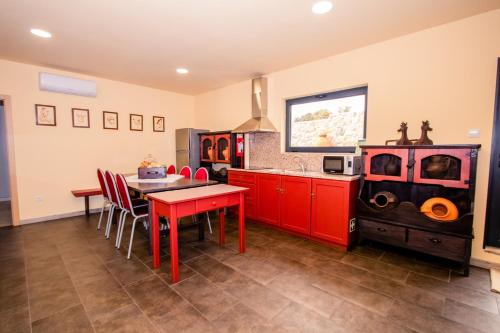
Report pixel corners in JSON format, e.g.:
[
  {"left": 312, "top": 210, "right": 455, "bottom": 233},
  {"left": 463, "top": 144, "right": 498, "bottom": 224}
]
[{"left": 147, "top": 184, "right": 249, "bottom": 283}]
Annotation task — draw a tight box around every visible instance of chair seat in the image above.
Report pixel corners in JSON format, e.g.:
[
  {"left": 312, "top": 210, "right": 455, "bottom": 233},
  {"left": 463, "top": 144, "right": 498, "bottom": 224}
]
[
  {"left": 133, "top": 204, "right": 149, "bottom": 217},
  {"left": 132, "top": 198, "right": 148, "bottom": 207}
]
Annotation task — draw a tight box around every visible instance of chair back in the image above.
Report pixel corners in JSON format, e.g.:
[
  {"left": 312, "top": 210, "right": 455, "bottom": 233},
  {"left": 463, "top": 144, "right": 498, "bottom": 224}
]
[
  {"left": 167, "top": 165, "right": 176, "bottom": 175},
  {"left": 116, "top": 174, "right": 133, "bottom": 212},
  {"left": 194, "top": 167, "right": 209, "bottom": 182},
  {"left": 179, "top": 166, "right": 192, "bottom": 179},
  {"left": 104, "top": 171, "right": 121, "bottom": 207},
  {"left": 97, "top": 169, "right": 109, "bottom": 200}
]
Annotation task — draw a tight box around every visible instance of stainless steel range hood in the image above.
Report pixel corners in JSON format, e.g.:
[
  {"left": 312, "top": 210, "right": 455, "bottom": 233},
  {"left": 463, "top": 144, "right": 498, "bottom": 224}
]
[{"left": 232, "top": 77, "right": 278, "bottom": 133}]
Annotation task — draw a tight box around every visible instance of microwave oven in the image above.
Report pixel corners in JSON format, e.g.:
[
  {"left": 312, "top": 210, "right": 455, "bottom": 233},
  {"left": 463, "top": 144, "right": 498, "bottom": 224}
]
[{"left": 323, "top": 155, "right": 361, "bottom": 175}]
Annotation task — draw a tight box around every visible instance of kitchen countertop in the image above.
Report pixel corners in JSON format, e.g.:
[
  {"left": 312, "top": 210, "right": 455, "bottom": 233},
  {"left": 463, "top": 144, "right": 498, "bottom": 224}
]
[{"left": 228, "top": 168, "right": 360, "bottom": 181}]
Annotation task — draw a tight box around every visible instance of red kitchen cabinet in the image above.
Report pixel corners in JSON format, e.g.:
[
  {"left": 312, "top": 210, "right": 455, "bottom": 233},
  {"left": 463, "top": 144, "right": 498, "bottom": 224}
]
[
  {"left": 280, "top": 176, "right": 311, "bottom": 235},
  {"left": 311, "top": 179, "right": 354, "bottom": 246},
  {"left": 257, "top": 173, "right": 281, "bottom": 226},
  {"left": 228, "top": 170, "right": 358, "bottom": 249},
  {"left": 228, "top": 170, "right": 257, "bottom": 219}
]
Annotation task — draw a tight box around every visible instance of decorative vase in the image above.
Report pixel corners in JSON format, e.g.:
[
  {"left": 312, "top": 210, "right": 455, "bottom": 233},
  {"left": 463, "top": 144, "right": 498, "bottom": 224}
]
[
  {"left": 369, "top": 191, "right": 398, "bottom": 209},
  {"left": 207, "top": 147, "right": 214, "bottom": 160},
  {"left": 384, "top": 156, "right": 400, "bottom": 176},
  {"left": 314, "top": 133, "right": 332, "bottom": 147},
  {"left": 425, "top": 155, "right": 451, "bottom": 178},
  {"left": 222, "top": 147, "right": 229, "bottom": 160},
  {"left": 420, "top": 197, "right": 458, "bottom": 222}
]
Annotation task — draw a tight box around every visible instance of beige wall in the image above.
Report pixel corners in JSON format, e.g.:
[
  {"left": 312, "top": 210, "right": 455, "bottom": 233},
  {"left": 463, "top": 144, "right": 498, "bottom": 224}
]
[
  {"left": 0, "top": 59, "right": 195, "bottom": 221},
  {"left": 194, "top": 9, "right": 500, "bottom": 263}
]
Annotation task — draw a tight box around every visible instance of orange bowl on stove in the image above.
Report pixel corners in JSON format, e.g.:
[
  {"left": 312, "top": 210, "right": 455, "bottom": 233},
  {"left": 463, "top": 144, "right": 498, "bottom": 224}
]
[{"left": 420, "top": 198, "right": 459, "bottom": 222}]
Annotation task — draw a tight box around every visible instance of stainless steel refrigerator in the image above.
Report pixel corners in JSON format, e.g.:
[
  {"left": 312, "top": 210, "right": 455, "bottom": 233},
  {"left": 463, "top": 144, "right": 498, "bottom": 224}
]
[{"left": 175, "top": 128, "right": 208, "bottom": 172}]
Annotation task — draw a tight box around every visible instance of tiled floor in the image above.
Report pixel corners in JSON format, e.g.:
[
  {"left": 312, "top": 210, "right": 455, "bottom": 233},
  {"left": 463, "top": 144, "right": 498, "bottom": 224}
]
[
  {"left": 0, "top": 200, "right": 11, "bottom": 227},
  {"left": 1, "top": 213, "right": 499, "bottom": 333}
]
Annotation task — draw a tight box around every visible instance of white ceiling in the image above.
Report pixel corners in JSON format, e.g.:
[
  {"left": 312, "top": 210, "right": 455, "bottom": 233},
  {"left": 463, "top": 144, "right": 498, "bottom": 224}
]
[{"left": 1, "top": 0, "right": 499, "bottom": 95}]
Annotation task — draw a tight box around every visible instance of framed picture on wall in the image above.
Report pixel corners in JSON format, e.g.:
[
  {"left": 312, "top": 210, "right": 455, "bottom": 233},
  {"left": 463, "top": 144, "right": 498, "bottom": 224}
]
[
  {"left": 35, "top": 104, "right": 56, "bottom": 126},
  {"left": 103, "top": 111, "right": 118, "bottom": 130},
  {"left": 153, "top": 116, "right": 165, "bottom": 132},
  {"left": 72, "top": 108, "right": 90, "bottom": 128},
  {"left": 130, "top": 114, "right": 143, "bottom": 131}
]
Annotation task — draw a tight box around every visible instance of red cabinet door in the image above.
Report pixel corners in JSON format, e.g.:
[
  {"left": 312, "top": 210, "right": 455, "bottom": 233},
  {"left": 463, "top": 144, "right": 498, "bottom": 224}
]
[
  {"left": 214, "top": 134, "right": 231, "bottom": 164},
  {"left": 413, "top": 148, "right": 471, "bottom": 189},
  {"left": 200, "top": 135, "right": 215, "bottom": 162},
  {"left": 311, "top": 179, "right": 349, "bottom": 245},
  {"left": 280, "top": 176, "right": 311, "bottom": 235},
  {"left": 257, "top": 173, "right": 281, "bottom": 226},
  {"left": 364, "top": 148, "right": 409, "bottom": 182}
]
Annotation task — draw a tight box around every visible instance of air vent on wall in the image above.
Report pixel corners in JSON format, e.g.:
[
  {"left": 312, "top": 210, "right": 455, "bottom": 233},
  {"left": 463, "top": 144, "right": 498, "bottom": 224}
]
[{"left": 39, "top": 72, "right": 97, "bottom": 97}]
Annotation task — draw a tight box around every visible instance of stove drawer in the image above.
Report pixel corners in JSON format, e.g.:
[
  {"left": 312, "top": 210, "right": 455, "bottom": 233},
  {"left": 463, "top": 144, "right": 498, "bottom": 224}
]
[
  {"left": 407, "top": 229, "right": 466, "bottom": 261},
  {"left": 228, "top": 171, "right": 256, "bottom": 184},
  {"left": 359, "top": 219, "right": 406, "bottom": 244}
]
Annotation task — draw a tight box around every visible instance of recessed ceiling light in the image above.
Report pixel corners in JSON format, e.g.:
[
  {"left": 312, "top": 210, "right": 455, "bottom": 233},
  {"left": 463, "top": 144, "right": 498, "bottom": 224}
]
[
  {"left": 176, "top": 68, "right": 189, "bottom": 74},
  {"left": 312, "top": 1, "right": 333, "bottom": 14},
  {"left": 30, "top": 28, "right": 52, "bottom": 38}
]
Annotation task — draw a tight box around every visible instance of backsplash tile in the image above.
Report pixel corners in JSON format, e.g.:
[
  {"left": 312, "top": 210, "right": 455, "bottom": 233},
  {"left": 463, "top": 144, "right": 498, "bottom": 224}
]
[{"left": 248, "top": 132, "right": 324, "bottom": 172}]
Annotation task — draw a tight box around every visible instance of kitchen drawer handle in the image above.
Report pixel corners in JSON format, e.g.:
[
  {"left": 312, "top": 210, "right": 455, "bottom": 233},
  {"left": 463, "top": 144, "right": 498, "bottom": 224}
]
[
  {"left": 376, "top": 227, "right": 387, "bottom": 232},
  {"left": 429, "top": 237, "right": 442, "bottom": 244}
]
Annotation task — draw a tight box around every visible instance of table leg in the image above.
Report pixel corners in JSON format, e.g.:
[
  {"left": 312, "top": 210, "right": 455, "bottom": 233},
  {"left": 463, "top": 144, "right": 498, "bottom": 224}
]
[
  {"left": 169, "top": 210, "right": 179, "bottom": 283},
  {"left": 151, "top": 201, "right": 160, "bottom": 269},
  {"left": 238, "top": 193, "right": 245, "bottom": 253},
  {"left": 219, "top": 209, "right": 225, "bottom": 246},
  {"left": 198, "top": 214, "right": 205, "bottom": 241},
  {"left": 84, "top": 196, "right": 90, "bottom": 217}
]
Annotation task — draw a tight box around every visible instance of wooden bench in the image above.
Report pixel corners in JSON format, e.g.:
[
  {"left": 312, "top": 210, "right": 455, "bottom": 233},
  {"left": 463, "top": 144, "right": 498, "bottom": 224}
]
[{"left": 71, "top": 188, "right": 102, "bottom": 216}]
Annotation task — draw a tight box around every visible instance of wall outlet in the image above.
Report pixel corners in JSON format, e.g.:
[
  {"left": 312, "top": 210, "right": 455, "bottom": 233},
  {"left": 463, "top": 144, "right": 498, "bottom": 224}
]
[
  {"left": 35, "top": 196, "right": 43, "bottom": 203},
  {"left": 468, "top": 129, "right": 480, "bottom": 138},
  {"left": 349, "top": 218, "right": 356, "bottom": 232}
]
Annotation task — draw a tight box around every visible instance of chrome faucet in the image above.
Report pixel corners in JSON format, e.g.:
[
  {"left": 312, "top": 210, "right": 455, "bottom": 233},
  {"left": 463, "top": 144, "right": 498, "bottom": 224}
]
[{"left": 292, "top": 155, "right": 307, "bottom": 174}]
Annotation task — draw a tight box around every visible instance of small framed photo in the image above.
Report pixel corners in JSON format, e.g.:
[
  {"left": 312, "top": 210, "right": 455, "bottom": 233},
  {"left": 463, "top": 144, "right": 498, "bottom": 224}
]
[
  {"left": 35, "top": 104, "right": 56, "bottom": 126},
  {"left": 153, "top": 116, "right": 165, "bottom": 132},
  {"left": 130, "top": 114, "right": 143, "bottom": 131},
  {"left": 72, "top": 108, "right": 90, "bottom": 128},
  {"left": 103, "top": 111, "right": 118, "bottom": 130}
]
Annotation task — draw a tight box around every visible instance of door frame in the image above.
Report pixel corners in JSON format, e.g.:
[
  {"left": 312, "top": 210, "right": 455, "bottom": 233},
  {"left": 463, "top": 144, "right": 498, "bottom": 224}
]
[
  {"left": 484, "top": 58, "right": 500, "bottom": 248},
  {"left": 0, "top": 95, "right": 20, "bottom": 226}
]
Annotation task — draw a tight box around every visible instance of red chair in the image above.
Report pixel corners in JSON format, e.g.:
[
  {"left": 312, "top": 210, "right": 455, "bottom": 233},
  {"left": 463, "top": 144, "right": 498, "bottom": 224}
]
[
  {"left": 104, "top": 171, "right": 147, "bottom": 245},
  {"left": 103, "top": 170, "right": 123, "bottom": 240},
  {"left": 97, "top": 169, "right": 111, "bottom": 230},
  {"left": 167, "top": 165, "right": 176, "bottom": 175},
  {"left": 116, "top": 174, "right": 149, "bottom": 259},
  {"left": 194, "top": 167, "right": 212, "bottom": 234},
  {"left": 179, "top": 166, "right": 192, "bottom": 179}
]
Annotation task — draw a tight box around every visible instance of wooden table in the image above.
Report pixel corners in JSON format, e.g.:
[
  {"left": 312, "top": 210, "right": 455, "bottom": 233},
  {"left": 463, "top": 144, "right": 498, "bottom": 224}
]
[{"left": 147, "top": 184, "right": 249, "bottom": 283}]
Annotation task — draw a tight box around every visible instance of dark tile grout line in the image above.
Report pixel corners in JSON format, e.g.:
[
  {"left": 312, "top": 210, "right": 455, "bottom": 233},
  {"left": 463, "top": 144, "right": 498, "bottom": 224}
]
[
  {"left": 57, "top": 244, "right": 98, "bottom": 333},
  {"left": 93, "top": 224, "right": 228, "bottom": 330},
  {"left": 21, "top": 236, "right": 33, "bottom": 333},
  {"left": 179, "top": 254, "right": 286, "bottom": 326},
  {"left": 102, "top": 261, "right": 163, "bottom": 333},
  {"left": 14, "top": 216, "right": 497, "bottom": 331}
]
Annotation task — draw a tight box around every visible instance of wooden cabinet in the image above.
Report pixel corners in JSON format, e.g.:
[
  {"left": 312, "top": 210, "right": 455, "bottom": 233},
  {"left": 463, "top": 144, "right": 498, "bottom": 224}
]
[
  {"left": 311, "top": 179, "right": 354, "bottom": 246},
  {"left": 200, "top": 133, "right": 232, "bottom": 164},
  {"left": 228, "top": 170, "right": 358, "bottom": 248},
  {"left": 280, "top": 176, "right": 311, "bottom": 235},
  {"left": 358, "top": 144, "right": 480, "bottom": 275},
  {"left": 256, "top": 173, "right": 281, "bottom": 226}
]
